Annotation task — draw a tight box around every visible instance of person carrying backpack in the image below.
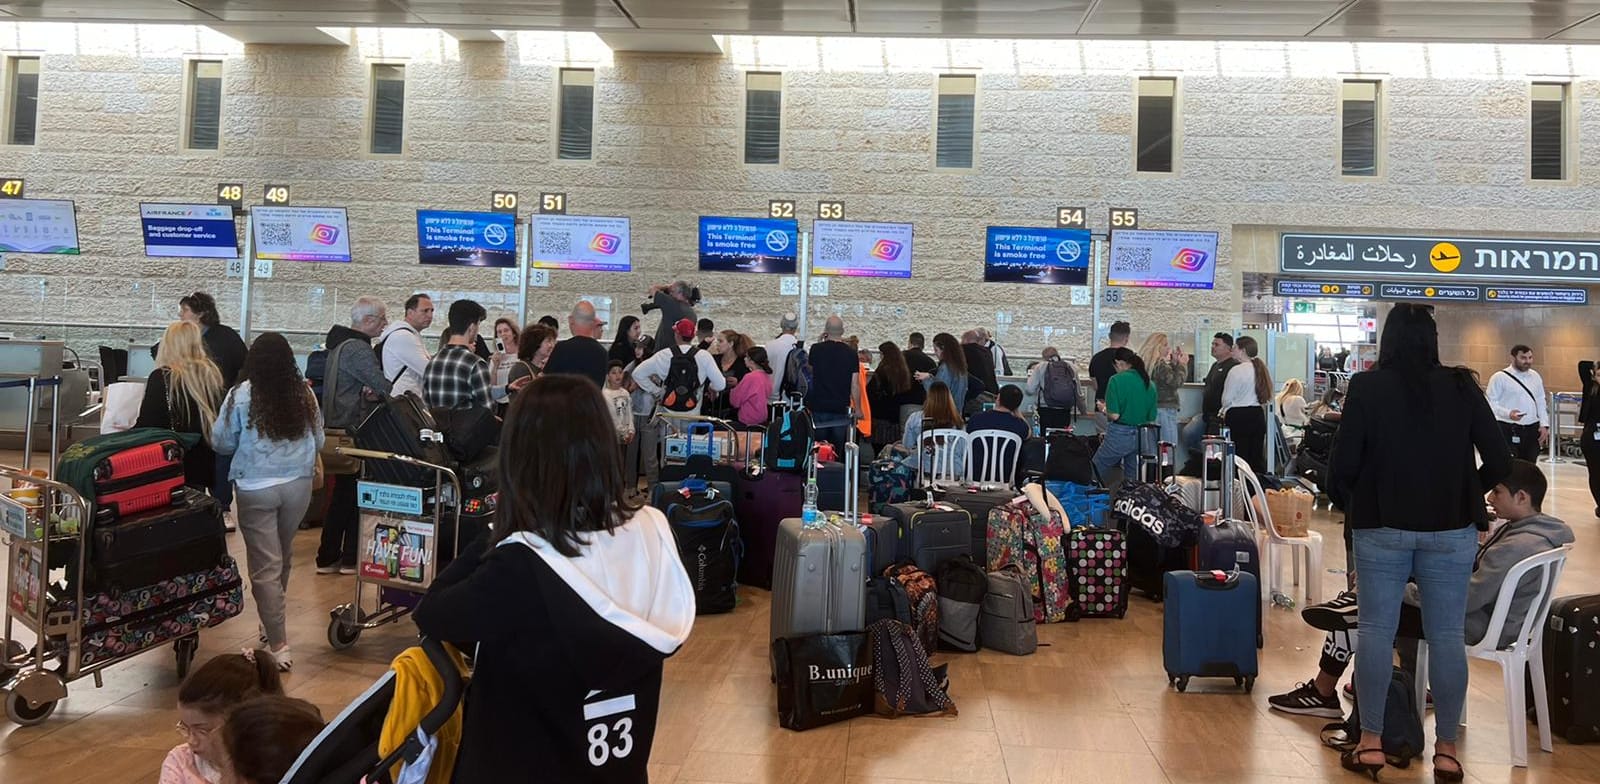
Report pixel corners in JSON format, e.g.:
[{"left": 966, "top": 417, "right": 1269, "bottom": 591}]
[
  {"left": 631, "top": 319, "right": 727, "bottom": 486},
  {"left": 1027, "top": 347, "right": 1080, "bottom": 432}
]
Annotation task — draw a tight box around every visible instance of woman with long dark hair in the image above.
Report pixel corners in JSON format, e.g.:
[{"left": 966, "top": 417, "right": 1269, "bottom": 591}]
[
  {"left": 1579, "top": 358, "right": 1600, "bottom": 516},
  {"left": 1092, "top": 347, "right": 1157, "bottom": 482},
  {"left": 210, "top": 333, "right": 322, "bottom": 671},
  {"left": 414, "top": 375, "right": 693, "bottom": 782},
  {"left": 609, "top": 315, "right": 642, "bottom": 366},
  {"left": 1221, "top": 335, "right": 1274, "bottom": 473},
  {"left": 899, "top": 380, "right": 966, "bottom": 474},
  {"left": 1327, "top": 304, "right": 1511, "bottom": 783},
  {"left": 869, "top": 342, "right": 926, "bottom": 447},
  {"left": 917, "top": 332, "right": 970, "bottom": 409}
]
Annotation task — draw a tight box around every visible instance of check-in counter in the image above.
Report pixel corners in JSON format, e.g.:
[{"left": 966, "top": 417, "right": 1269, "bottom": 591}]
[
  {"left": 0, "top": 339, "right": 89, "bottom": 452},
  {"left": 1003, "top": 373, "right": 1206, "bottom": 437}
]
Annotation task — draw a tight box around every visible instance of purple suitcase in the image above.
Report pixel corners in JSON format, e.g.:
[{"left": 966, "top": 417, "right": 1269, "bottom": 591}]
[{"left": 734, "top": 470, "right": 803, "bottom": 589}]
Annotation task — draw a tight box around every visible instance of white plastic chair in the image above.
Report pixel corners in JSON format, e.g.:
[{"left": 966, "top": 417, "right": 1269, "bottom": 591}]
[
  {"left": 1233, "top": 456, "right": 1323, "bottom": 606},
  {"left": 967, "top": 429, "right": 1023, "bottom": 488},
  {"left": 918, "top": 428, "right": 969, "bottom": 489},
  {"left": 1412, "top": 544, "right": 1571, "bottom": 768}
]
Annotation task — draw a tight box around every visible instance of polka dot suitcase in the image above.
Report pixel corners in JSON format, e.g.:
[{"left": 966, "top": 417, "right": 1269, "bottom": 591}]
[{"left": 1065, "top": 526, "right": 1129, "bottom": 620}]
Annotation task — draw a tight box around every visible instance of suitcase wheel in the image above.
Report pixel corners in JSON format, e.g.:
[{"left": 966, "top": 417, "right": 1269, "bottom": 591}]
[
  {"left": 1174, "top": 676, "right": 1189, "bottom": 693},
  {"left": 174, "top": 635, "right": 199, "bottom": 679},
  {"left": 327, "top": 605, "right": 362, "bottom": 651},
  {"left": 5, "top": 683, "right": 59, "bottom": 726}
]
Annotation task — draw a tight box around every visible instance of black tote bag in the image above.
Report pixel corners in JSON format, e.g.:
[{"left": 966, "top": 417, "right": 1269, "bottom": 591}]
[{"left": 772, "top": 632, "right": 873, "bottom": 731}]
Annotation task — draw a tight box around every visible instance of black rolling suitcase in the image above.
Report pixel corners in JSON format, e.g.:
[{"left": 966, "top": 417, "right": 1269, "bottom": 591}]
[
  {"left": 882, "top": 500, "right": 971, "bottom": 572},
  {"left": 1540, "top": 594, "right": 1600, "bottom": 743},
  {"left": 91, "top": 487, "right": 226, "bottom": 592},
  {"left": 933, "top": 485, "right": 1015, "bottom": 562}
]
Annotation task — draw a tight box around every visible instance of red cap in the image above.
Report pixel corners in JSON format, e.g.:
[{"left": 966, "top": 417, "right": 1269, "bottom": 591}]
[{"left": 673, "top": 318, "right": 696, "bottom": 339}]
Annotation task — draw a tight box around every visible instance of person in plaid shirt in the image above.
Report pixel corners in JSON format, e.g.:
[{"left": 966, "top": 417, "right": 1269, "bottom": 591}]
[{"left": 425, "top": 299, "right": 492, "bottom": 411}]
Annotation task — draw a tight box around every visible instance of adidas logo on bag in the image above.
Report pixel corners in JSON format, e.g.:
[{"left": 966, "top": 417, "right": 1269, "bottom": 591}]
[{"left": 1112, "top": 497, "right": 1166, "bottom": 535}]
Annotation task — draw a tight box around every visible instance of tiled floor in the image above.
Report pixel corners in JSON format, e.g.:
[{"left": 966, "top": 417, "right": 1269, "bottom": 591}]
[{"left": 1, "top": 461, "right": 1597, "bottom": 784}]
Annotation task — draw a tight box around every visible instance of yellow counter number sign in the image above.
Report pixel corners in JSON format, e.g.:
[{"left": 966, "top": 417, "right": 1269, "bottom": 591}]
[
  {"left": 0, "top": 178, "right": 23, "bottom": 199},
  {"left": 491, "top": 191, "right": 519, "bottom": 214},
  {"left": 1109, "top": 207, "right": 1139, "bottom": 230},
  {"left": 769, "top": 200, "right": 796, "bottom": 219},
  {"left": 263, "top": 184, "right": 291, "bottom": 206},
  {"left": 216, "top": 183, "right": 244, "bottom": 209},
  {"left": 1056, "top": 207, "right": 1086, "bottom": 229},
  {"left": 540, "top": 192, "right": 567, "bottom": 214},
  {"left": 818, "top": 201, "right": 844, "bottom": 221}
]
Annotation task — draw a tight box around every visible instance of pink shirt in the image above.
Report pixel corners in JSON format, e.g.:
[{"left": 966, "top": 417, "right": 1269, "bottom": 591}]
[
  {"left": 728, "top": 371, "right": 772, "bottom": 426},
  {"left": 160, "top": 744, "right": 222, "bottom": 784}
]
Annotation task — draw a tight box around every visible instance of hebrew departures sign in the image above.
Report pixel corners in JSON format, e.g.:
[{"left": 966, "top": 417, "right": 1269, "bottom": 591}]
[{"left": 1280, "top": 233, "right": 1600, "bottom": 283}]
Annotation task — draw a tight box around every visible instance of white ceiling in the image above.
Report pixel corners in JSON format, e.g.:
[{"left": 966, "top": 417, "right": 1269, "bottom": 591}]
[{"left": 4, "top": 0, "right": 1600, "bottom": 42}]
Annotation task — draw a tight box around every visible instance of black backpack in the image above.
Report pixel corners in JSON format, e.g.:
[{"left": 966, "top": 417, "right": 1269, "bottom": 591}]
[
  {"left": 664, "top": 480, "right": 741, "bottom": 614},
  {"left": 1039, "top": 359, "right": 1079, "bottom": 411},
  {"left": 765, "top": 404, "right": 814, "bottom": 474},
  {"left": 661, "top": 345, "right": 704, "bottom": 413},
  {"left": 306, "top": 348, "right": 329, "bottom": 405},
  {"left": 781, "top": 343, "right": 812, "bottom": 399},
  {"left": 934, "top": 555, "right": 988, "bottom": 653},
  {"left": 868, "top": 619, "right": 956, "bottom": 718},
  {"left": 1322, "top": 667, "right": 1426, "bottom": 767}
]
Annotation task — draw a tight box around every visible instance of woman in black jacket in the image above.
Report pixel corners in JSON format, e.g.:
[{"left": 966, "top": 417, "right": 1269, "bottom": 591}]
[
  {"left": 1579, "top": 359, "right": 1600, "bottom": 517},
  {"left": 414, "top": 374, "right": 694, "bottom": 783},
  {"left": 136, "top": 321, "right": 225, "bottom": 492},
  {"left": 1327, "top": 304, "right": 1511, "bottom": 783}
]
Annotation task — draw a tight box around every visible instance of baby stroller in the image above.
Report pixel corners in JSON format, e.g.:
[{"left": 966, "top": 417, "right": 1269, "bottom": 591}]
[{"left": 281, "top": 637, "right": 465, "bottom": 784}]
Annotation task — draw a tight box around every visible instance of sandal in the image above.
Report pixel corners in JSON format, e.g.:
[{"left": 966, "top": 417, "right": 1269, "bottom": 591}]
[
  {"left": 1340, "top": 747, "right": 1385, "bottom": 781},
  {"left": 1432, "top": 753, "right": 1463, "bottom": 784}
]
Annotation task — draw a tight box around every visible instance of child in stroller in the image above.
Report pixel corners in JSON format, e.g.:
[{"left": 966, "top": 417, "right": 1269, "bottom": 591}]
[{"left": 279, "top": 637, "right": 465, "bottom": 784}]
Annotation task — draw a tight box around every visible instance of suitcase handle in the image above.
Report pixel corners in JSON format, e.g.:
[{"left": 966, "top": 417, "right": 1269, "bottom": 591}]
[{"left": 1195, "top": 569, "right": 1241, "bottom": 589}]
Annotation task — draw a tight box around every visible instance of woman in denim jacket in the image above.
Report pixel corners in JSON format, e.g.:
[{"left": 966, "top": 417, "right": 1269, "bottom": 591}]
[{"left": 211, "top": 332, "right": 324, "bottom": 671}]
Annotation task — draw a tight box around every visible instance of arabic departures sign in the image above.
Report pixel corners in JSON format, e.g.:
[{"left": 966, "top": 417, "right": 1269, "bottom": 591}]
[{"left": 1280, "top": 233, "right": 1600, "bottom": 284}]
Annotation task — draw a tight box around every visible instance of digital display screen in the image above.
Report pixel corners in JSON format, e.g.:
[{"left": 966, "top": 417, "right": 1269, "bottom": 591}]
[
  {"left": 140, "top": 203, "right": 238, "bottom": 259},
  {"left": 810, "top": 219, "right": 914, "bottom": 278},
  {"left": 1107, "top": 229, "right": 1219, "bottom": 290},
  {"left": 530, "top": 214, "right": 631, "bottom": 272},
  {"left": 252, "top": 206, "right": 352, "bottom": 262},
  {"left": 416, "top": 209, "right": 518, "bottom": 268},
  {"left": 0, "top": 199, "right": 80, "bottom": 255},
  {"left": 983, "top": 226, "right": 1091, "bottom": 284},
  {"left": 698, "top": 216, "right": 799, "bottom": 273}
]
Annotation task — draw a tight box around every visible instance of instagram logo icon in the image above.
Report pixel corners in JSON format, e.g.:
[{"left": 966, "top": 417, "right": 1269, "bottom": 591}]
[
  {"left": 308, "top": 224, "right": 341, "bottom": 246},
  {"left": 589, "top": 233, "right": 621, "bottom": 255},
  {"left": 1170, "top": 248, "right": 1208, "bottom": 272},
  {"left": 869, "top": 239, "right": 903, "bottom": 262}
]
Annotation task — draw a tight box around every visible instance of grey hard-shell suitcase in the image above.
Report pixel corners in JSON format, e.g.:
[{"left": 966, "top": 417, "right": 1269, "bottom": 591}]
[
  {"left": 770, "top": 441, "right": 867, "bottom": 644},
  {"left": 980, "top": 565, "right": 1037, "bottom": 655}
]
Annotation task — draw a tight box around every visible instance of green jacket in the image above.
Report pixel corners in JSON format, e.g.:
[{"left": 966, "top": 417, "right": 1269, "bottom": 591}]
[{"left": 1106, "top": 369, "right": 1157, "bottom": 426}]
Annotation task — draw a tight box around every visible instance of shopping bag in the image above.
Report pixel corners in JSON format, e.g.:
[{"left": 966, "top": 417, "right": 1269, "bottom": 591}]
[
  {"left": 772, "top": 632, "right": 873, "bottom": 731},
  {"left": 1264, "top": 489, "right": 1313, "bottom": 538}
]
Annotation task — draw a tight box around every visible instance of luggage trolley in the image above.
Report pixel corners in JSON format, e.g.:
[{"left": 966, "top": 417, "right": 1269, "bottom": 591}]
[{"left": 327, "top": 448, "right": 466, "bottom": 651}]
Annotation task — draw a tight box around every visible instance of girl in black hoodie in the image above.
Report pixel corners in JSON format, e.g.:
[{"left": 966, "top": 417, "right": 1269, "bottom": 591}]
[{"left": 414, "top": 374, "right": 695, "bottom": 783}]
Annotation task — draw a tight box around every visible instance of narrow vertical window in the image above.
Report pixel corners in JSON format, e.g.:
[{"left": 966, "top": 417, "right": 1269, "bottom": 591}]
[
  {"left": 7, "top": 57, "right": 40, "bottom": 146},
  {"left": 370, "top": 63, "right": 405, "bottom": 155},
  {"left": 187, "top": 60, "right": 223, "bottom": 151},
  {"left": 1531, "top": 82, "right": 1569, "bottom": 181},
  {"left": 936, "top": 74, "right": 976, "bottom": 169},
  {"left": 558, "top": 68, "right": 594, "bottom": 161},
  {"left": 1340, "top": 80, "right": 1379, "bottom": 177},
  {"left": 744, "top": 72, "right": 781, "bottom": 165},
  {"left": 1136, "top": 77, "right": 1176, "bottom": 173}
]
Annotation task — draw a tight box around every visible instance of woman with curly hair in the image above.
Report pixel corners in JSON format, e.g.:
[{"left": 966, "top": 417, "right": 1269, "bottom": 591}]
[{"left": 210, "top": 333, "right": 323, "bottom": 671}]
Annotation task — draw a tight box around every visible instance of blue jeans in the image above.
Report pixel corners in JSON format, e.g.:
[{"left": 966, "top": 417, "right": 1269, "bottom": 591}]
[
  {"left": 1157, "top": 407, "right": 1179, "bottom": 452},
  {"left": 1092, "top": 422, "right": 1139, "bottom": 485},
  {"left": 1181, "top": 414, "right": 1208, "bottom": 455},
  {"left": 1352, "top": 526, "right": 1477, "bottom": 743},
  {"left": 812, "top": 412, "right": 852, "bottom": 452}
]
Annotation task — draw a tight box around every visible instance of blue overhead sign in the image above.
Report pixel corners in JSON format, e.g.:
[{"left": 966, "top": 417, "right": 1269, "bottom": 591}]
[
  {"left": 1378, "top": 283, "right": 1481, "bottom": 302},
  {"left": 1483, "top": 287, "right": 1588, "bottom": 305},
  {"left": 697, "top": 216, "right": 798, "bottom": 274},
  {"left": 983, "top": 226, "right": 1091, "bottom": 285},
  {"left": 1281, "top": 232, "right": 1600, "bottom": 284},
  {"left": 1274, "top": 280, "right": 1375, "bottom": 299}
]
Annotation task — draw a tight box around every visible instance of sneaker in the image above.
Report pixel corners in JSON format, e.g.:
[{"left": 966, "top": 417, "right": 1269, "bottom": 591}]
[
  {"left": 339, "top": 565, "right": 357, "bottom": 575},
  {"left": 1302, "top": 591, "right": 1360, "bottom": 632},
  {"left": 223, "top": 510, "right": 237, "bottom": 533},
  {"left": 1268, "top": 680, "right": 1344, "bottom": 718},
  {"left": 315, "top": 564, "right": 340, "bottom": 575},
  {"left": 269, "top": 645, "right": 292, "bottom": 672}
]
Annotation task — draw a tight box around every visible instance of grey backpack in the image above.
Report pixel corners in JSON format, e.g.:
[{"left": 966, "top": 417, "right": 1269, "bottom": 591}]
[{"left": 979, "top": 565, "right": 1038, "bottom": 655}]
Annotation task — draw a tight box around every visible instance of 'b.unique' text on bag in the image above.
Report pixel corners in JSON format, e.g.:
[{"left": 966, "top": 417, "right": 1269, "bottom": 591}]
[{"left": 772, "top": 632, "right": 873, "bottom": 731}]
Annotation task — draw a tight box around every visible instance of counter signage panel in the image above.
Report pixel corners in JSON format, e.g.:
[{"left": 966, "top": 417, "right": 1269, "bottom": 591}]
[
  {"left": 1107, "top": 229, "right": 1218, "bottom": 290},
  {"left": 530, "top": 214, "right": 631, "bottom": 272},
  {"left": 140, "top": 203, "right": 239, "bottom": 259},
  {"left": 1483, "top": 287, "right": 1588, "bottom": 305},
  {"left": 1274, "top": 280, "right": 1374, "bottom": 298},
  {"left": 983, "top": 226, "right": 1091, "bottom": 284},
  {"left": 416, "top": 209, "right": 517, "bottom": 268},
  {"left": 698, "top": 216, "right": 799, "bottom": 273},
  {"left": 1282, "top": 232, "right": 1600, "bottom": 284},
  {"left": 0, "top": 199, "right": 80, "bottom": 255},
  {"left": 1378, "top": 283, "right": 1481, "bottom": 302},
  {"left": 810, "top": 219, "right": 913, "bottom": 278},
  {"left": 252, "top": 206, "right": 352, "bottom": 262}
]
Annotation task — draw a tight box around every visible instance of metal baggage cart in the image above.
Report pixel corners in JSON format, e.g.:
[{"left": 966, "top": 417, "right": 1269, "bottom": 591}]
[{"left": 326, "top": 447, "right": 464, "bottom": 651}]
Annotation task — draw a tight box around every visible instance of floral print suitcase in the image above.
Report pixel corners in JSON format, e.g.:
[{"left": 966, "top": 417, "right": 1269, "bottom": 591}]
[{"left": 986, "top": 501, "right": 1071, "bottom": 623}]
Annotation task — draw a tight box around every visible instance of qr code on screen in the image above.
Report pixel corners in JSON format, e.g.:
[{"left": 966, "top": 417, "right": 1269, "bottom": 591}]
[
  {"left": 539, "top": 231, "right": 572, "bottom": 256},
  {"left": 1111, "top": 246, "right": 1152, "bottom": 274},
  {"left": 259, "top": 222, "right": 292, "bottom": 247},
  {"left": 818, "top": 237, "right": 852, "bottom": 263}
]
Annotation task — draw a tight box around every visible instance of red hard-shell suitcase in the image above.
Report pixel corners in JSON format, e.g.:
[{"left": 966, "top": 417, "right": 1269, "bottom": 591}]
[{"left": 92, "top": 439, "right": 185, "bottom": 523}]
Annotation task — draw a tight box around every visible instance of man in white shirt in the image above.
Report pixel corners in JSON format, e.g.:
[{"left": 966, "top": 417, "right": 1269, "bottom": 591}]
[
  {"left": 980, "top": 328, "right": 1013, "bottom": 377},
  {"left": 379, "top": 293, "right": 433, "bottom": 398},
  {"left": 1486, "top": 344, "right": 1549, "bottom": 461},
  {"left": 765, "top": 311, "right": 800, "bottom": 403}
]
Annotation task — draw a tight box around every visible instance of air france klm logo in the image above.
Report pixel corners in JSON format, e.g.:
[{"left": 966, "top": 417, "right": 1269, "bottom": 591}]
[
  {"left": 869, "top": 239, "right": 903, "bottom": 261},
  {"left": 1171, "top": 247, "right": 1208, "bottom": 273}
]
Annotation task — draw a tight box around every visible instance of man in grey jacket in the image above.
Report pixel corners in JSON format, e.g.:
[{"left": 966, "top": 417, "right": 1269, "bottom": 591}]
[
  {"left": 1268, "top": 459, "right": 1574, "bottom": 718},
  {"left": 317, "top": 296, "right": 393, "bottom": 575}
]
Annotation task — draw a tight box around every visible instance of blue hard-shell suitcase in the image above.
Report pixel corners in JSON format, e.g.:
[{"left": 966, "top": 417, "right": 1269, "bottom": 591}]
[{"left": 1163, "top": 569, "right": 1259, "bottom": 693}]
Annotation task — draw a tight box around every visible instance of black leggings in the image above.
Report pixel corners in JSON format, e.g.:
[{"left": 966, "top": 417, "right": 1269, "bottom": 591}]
[
  {"left": 1581, "top": 421, "right": 1600, "bottom": 513},
  {"left": 1225, "top": 406, "right": 1268, "bottom": 474},
  {"left": 1314, "top": 602, "right": 1425, "bottom": 680}
]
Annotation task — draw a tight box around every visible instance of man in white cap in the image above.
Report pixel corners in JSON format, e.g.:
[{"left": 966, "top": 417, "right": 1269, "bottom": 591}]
[{"left": 765, "top": 311, "right": 802, "bottom": 403}]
